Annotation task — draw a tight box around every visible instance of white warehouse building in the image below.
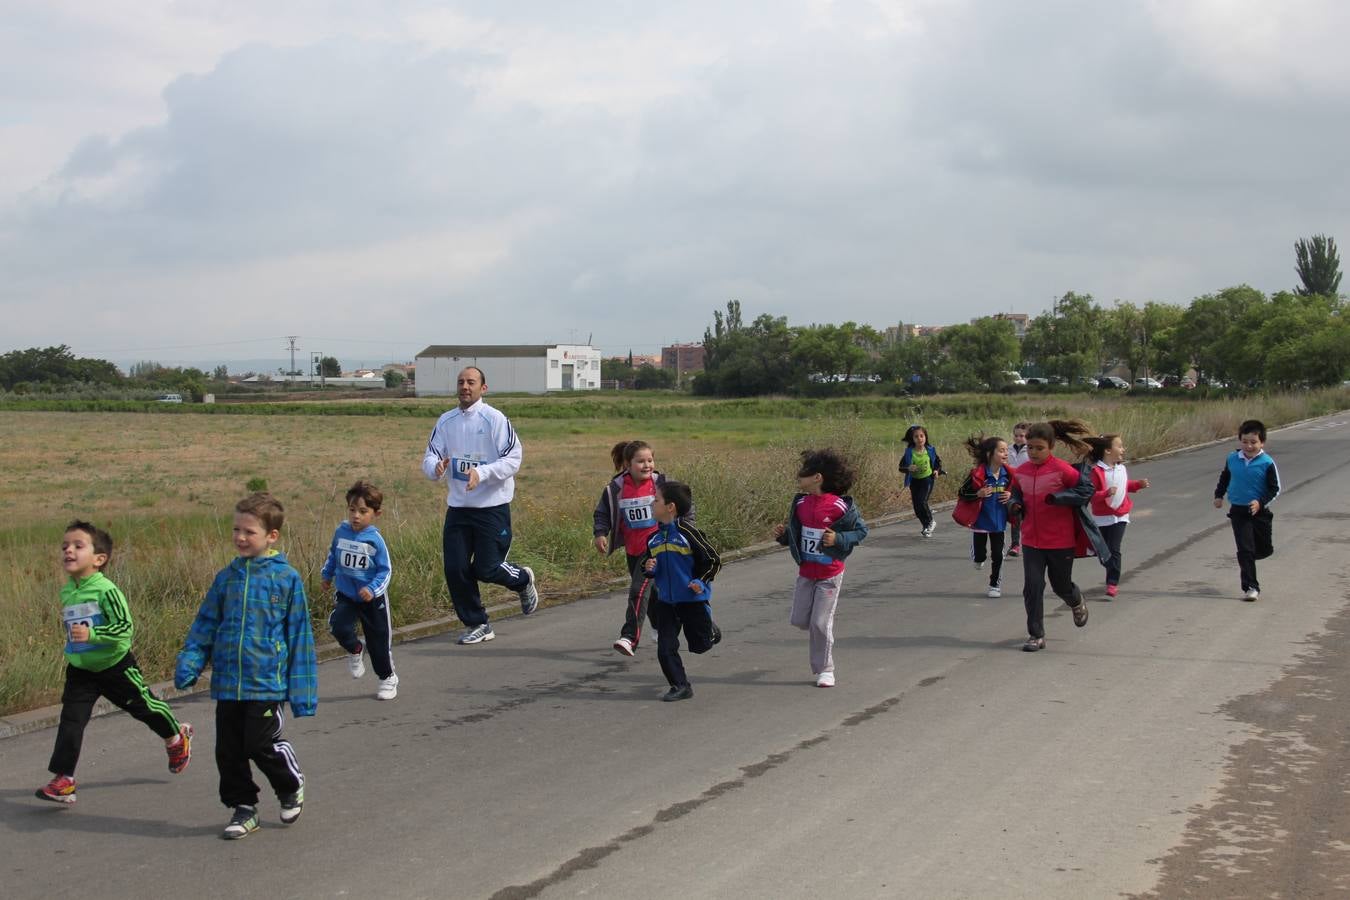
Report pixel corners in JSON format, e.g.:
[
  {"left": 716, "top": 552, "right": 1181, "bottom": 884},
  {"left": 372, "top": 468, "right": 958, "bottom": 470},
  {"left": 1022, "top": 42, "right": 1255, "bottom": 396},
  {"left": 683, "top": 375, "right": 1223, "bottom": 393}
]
[{"left": 414, "top": 344, "right": 603, "bottom": 396}]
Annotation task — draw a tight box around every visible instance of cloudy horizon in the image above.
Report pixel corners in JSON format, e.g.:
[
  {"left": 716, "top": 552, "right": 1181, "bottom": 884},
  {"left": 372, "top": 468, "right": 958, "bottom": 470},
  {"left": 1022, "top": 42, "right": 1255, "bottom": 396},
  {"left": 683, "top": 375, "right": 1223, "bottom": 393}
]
[{"left": 3, "top": 1, "right": 1347, "bottom": 368}]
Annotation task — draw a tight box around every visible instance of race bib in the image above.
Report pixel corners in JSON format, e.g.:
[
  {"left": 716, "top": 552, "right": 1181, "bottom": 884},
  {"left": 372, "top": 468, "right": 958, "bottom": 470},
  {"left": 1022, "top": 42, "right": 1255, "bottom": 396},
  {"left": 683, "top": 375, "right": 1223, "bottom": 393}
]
[
  {"left": 799, "top": 526, "right": 832, "bottom": 564},
  {"left": 337, "top": 538, "right": 373, "bottom": 571},
  {"left": 618, "top": 496, "right": 656, "bottom": 529},
  {"left": 451, "top": 452, "right": 485, "bottom": 482},
  {"left": 63, "top": 601, "right": 105, "bottom": 653}
]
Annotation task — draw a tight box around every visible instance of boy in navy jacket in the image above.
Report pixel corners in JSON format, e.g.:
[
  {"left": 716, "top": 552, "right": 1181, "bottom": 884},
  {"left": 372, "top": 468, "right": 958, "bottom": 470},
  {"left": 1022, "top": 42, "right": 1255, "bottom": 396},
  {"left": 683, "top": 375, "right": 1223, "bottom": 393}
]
[
  {"left": 642, "top": 481, "right": 722, "bottom": 702},
  {"left": 1213, "top": 419, "right": 1281, "bottom": 600},
  {"left": 322, "top": 480, "right": 398, "bottom": 700}
]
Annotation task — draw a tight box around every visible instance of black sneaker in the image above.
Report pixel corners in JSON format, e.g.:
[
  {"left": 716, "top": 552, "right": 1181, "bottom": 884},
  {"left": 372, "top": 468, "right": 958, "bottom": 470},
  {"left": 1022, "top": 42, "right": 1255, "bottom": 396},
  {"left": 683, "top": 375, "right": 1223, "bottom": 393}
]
[
  {"left": 710, "top": 623, "right": 722, "bottom": 646},
  {"left": 662, "top": 685, "right": 694, "bottom": 702},
  {"left": 223, "top": 805, "right": 259, "bottom": 840}
]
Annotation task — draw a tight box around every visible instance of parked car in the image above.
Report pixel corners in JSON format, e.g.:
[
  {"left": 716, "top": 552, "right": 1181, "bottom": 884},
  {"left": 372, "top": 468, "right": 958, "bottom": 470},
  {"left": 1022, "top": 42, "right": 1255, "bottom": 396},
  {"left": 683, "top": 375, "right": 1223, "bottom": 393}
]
[
  {"left": 1075, "top": 375, "right": 1099, "bottom": 388},
  {"left": 156, "top": 393, "right": 183, "bottom": 403},
  {"left": 1024, "top": 376, "right": 1049, "bottom": 386},
  {"left": 1098, "top": 376, "right": 1130, "bottom": 390},
  {"left": 1000, "top": 371, "right": 1026, "bottom": 386},
  {"left": 1134, "top": 377, "right": 1164, "bottom": 390}
]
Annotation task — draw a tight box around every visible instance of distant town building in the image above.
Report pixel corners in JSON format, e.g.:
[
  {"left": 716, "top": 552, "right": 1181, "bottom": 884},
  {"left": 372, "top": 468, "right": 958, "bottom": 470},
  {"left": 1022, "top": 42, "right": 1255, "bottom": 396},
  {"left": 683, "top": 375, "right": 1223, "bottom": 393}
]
[
  {"left": 414, "top": 344, "right": 602, "bottom": 396},
  {"left": 978, "top": 312, "right": 1030, "bottom": 339},
  {"left": 661, "top": 343, "right": 705, "bottom": 374}
]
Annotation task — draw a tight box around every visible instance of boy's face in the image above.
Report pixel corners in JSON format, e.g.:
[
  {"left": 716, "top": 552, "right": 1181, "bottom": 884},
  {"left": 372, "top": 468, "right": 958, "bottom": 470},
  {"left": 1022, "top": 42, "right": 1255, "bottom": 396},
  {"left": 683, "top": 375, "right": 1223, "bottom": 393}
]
[
  {"left": 233, "top": 512, "right": 279, "bottom": 558},
  {"left": 653, "top": 491, "right": 678, "bottom": 524},
  {"left": 1239, "top": 431, "right": 1264, "bottom": 459},
  {"left": 1013, "top": 427, "right": 1027, "bottom": 445},
  {"left": 348, "top": 498, "right": 380, "bottom": 531},
  {"left": 61, "top": 529, "right": 107, "bottom": 579}
]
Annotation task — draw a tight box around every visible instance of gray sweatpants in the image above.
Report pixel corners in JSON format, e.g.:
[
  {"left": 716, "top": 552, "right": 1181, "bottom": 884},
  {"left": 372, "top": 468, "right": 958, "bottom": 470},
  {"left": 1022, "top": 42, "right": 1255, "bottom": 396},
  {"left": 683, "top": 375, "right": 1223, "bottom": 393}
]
[{"left": 790, "top": 573, "right": 843, "bottom": 676}]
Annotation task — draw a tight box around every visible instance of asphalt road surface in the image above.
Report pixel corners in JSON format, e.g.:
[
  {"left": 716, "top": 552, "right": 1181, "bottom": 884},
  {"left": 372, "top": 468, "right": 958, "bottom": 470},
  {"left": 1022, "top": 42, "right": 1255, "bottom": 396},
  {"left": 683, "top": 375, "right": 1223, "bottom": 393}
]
[{"left": 3, "top": 414, "right": 1349, "bottom": 899}]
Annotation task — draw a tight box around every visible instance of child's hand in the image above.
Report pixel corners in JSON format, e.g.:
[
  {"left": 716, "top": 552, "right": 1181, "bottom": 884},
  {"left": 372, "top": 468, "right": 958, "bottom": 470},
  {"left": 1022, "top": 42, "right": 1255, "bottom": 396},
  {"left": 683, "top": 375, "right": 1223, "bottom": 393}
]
[
  {"left": 594, "top": 535, "right": 608, "bottom": 554},
  {"left": 358, "top": 587, "right": 373, "bottom": 603},
  {"left": 687, "top": 580, "right": 704, "bottom": 595},
  {"left": 1213, "top": 497, "right": 1224, "bottom": 509},
  {"left": 998, "top": 491, "right": 1011, "bottom": 504},
  {"left": 978, "top": 486, "right": 992, "bottom": 498},
  {"left": 1249, "top": 499, "right": 1261, "bottom": 514},
  {"left": 1139, "top": 479, "right": 1151, "bottom": 489},
  {"left": 69, "top": 623, "right": 90, "bottom": 642},
  {"left": 772, "top": 523, "right": 786, "bottom": 539},
  {"left": 643, "top": 558, "right": 656, "bottom": 574},
  {"left": 321, "top": 580, "right": 332, "bottom": 593},
  {"left": 822, "top": 529, "right": 837, "bottom": 547}
]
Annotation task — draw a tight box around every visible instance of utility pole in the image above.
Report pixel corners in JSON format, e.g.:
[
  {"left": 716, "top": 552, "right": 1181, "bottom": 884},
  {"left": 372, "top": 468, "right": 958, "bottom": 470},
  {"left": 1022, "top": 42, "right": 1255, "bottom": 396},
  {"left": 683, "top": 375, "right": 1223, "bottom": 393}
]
[{"left": 285, "top": 336, "right": 300, "bottom": 381}]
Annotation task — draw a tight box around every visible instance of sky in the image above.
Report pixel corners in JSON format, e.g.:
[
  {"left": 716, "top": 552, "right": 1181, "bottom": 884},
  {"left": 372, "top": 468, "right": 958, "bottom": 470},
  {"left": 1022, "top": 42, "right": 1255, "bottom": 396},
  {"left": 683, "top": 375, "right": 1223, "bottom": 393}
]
[{"left": 3, "top": 0, "right": 1347, "bottom": 372}]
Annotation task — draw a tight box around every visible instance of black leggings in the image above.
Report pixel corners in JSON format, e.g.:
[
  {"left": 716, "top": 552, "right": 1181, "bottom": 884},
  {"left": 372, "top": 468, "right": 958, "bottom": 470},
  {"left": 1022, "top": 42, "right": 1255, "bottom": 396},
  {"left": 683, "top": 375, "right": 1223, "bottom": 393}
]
[
  {"left": 909, "top": 477, "right": 935, "bottom": 528},
  {"left": 972, "top": 532, "right": 1006, "bottom": 586}
]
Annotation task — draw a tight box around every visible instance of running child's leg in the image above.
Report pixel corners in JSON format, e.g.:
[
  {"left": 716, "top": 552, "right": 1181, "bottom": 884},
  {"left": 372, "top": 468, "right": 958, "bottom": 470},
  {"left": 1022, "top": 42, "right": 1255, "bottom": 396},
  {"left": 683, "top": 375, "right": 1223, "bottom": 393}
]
[
  {"left": 97, "top": 652, "right": 181, "bottom": 740},
  {"left": 48, "top": 666, "right": 101, "bottom": 776},
  {"left": 972, "top": 533, "right": 988, "bottom": 566},
  {"left": 216, "top": 701, "right": 261, "bottom": 809},
  {"left": 621, "top": 554, "right": 646, "bottom": 644},
  {"left": 988, "top": 532, "right": 1005, "bottom": 587},
  {"left": 651, "top": 601, "right": 687, "bottom": 688},
  {"left": 1230, "top": 510, "right": 1259, "bottom": 592},
  {"left": 1022, "top": 547, "right": 1049, "bottom": 640},
  {"left": 328, "top": 595, "right": 364, "bottom": 656},
  {"left": 1253, "top": 509, "right": 1274, "bottom": 561},
  {"left": 1045, "top": 548, "right": 1084, "bottom": 608},
  {"left": 357, "top": 596, "right": 396, "bottom": 680},
  {"left": 808, "top": 574, "right": 841, "bottom": 675},
  {"left": 243, "top": 701, "right": 303, "bottom": 799},
  {"left": 789, "top": 575, "right": 815, "bottom": 631}
]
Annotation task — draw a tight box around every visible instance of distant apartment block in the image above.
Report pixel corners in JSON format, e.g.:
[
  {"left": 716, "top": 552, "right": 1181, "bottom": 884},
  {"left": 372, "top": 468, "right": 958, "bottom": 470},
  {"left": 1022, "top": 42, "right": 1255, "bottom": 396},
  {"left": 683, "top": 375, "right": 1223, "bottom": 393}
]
[
  {"left": 661, "top": 343, "right": 705, "bottom": 374},
  {"left": 978, "top": 312, "right": 1030, "bottom": 339}
]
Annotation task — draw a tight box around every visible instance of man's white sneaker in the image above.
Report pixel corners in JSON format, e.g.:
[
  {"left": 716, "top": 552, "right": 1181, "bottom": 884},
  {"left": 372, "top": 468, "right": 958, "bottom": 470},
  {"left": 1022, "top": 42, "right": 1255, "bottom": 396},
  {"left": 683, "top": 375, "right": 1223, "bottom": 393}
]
[
  {"left": 518, "top": 567, "right": 539, "bottom": 615},
  {"left": 376, "top": 674, "right": 399, "bottom": 700},
  {"left": 613, "top": 637, "right": 635, "bottom": 657},
  {"left": 974, "top": 560, "right": 985, "bottom": 570},
  {"left": 815, "top": 672, "right": 836, "bottom": 688},
  {"left": 987, "top": 585, "right": 1002, "bottom": 598},
  {"left": 1243, "top": 588, "right": 1260, "bottom": 601},
  {"left": 347, "top": 651, "right": 365, "bottom": 679},
  {"left": 458, "top": 624, "right": 495, "bottom": 644}
]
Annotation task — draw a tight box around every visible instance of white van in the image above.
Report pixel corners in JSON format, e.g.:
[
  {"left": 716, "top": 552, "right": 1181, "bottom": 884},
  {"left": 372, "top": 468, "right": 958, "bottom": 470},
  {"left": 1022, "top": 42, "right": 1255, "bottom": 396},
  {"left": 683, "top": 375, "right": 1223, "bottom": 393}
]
[{"left": 156, "top": 393, "right": 183, "bottom": 403}]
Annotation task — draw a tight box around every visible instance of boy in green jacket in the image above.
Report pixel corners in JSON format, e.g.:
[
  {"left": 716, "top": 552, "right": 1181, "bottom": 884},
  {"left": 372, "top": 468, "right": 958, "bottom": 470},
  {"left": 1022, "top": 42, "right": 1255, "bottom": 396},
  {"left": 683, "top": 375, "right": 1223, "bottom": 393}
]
[{"left": 37, "top": 521, "right": 192, "bottom": 805}]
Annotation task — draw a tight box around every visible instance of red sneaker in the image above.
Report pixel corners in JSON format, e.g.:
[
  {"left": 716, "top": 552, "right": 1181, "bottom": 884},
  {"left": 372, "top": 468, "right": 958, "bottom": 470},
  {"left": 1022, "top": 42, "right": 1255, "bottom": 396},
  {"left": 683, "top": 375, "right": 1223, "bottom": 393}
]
[
  {"left": 1104, "top": 584, "right": 1118, "bottom": 598},
  {"left": 36, "top": 774, "right": 77, "bottom": 804},
  {"left": 1007, "top": 544, "right": 1021, "bottom": 558},
  {"left": 167, "top": 724, "right": 193, "bottom": 774}
]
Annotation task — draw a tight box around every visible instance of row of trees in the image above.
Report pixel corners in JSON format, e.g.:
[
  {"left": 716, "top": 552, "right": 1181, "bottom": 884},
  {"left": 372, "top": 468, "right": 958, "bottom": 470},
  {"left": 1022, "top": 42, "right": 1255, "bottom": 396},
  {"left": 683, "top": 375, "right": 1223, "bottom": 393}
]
[{"left": 696, "top": 235, "right": 1346, "bottom": 396}]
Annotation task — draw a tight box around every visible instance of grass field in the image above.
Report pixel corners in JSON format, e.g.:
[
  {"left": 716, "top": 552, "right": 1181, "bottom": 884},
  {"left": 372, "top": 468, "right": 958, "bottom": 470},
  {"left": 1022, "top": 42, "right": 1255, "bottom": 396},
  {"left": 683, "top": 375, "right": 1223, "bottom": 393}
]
[{"left": 2, "top": 388, "right": 1345, "bottom": 716}]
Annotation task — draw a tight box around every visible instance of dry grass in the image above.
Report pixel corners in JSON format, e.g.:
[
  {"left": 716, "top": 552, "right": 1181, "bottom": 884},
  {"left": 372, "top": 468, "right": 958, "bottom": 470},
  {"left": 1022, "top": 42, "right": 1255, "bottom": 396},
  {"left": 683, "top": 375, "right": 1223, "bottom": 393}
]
[{"left": 2, "top": 388, "right": 1344, "bottom": 715}]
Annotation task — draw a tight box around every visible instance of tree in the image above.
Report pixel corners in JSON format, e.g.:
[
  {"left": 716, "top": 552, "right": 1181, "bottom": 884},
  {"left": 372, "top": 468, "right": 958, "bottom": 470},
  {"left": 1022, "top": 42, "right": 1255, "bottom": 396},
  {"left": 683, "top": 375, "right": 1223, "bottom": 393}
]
[
  {"left": 0, "top": 345, "right": 122, "bottom": 389},
  {"left": 1295, "top": 234, "right": 1342, "bottom": 298},
  {"left": 940, "top": 317, "right": 1019, "bottom": 389},
  {"left": 633, "top": 364, "right": 676, "bottom": 390},
  {"left": 318, "top": 356, "right": 341, "bottom": 378},
  {"left": 1175, "top": 285, "right": 1264, "bottom": 384},
  {"left": 212, "top": 364, "right": 229, "bottom": 381},
  {"left": 1103, "top": 301, "right": 1184, "bottom": 381},
  {"left": 1022, "top": 292, "right": 1103, "bottom": 379},
  {"left": 697, "top": 301, "right": 793, "bottom": 396},
  {"left": 601, "top": 357, "right": 636, "bottom": 386},
  {"left": 384, "top": 369, "right": 406, "bottom": 388}
]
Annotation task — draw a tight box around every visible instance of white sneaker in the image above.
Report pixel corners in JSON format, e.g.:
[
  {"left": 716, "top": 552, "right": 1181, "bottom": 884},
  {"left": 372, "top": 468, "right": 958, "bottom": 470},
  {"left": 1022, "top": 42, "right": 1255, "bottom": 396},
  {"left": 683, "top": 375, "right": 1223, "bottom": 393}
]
[
  {"left": 376, "top": 674, "right": 399, "bottom": 700},
  {"left": 347, "top": 651, "right": 365, "bottom": 679},
  {"left": 987, "top": 585, "right": 1002, "bottom": 598},
  {"left": 1243, "top": 588, "right": 1260, "bottom": 601},
  {"left": 815, "top": 672, "right": 836, "bottom": 688},
  {"left": 612, "top": 637, "right": 635, "bottom": 657},
  {"left": 921, "top": 524, "right": 933, "bottom": 538},
  {"left": 927, "top": 522, "right": 937, "bottom": 536},
  {"left": 974, "top": 560, "right": 985, "bottom": 570}
]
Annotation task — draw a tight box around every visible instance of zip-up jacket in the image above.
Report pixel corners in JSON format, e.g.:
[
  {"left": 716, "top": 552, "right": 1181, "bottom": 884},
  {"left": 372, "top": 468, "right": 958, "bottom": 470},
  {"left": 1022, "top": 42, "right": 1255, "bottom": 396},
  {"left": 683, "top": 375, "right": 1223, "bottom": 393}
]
[
  {"left": 956, "top": 465, "right": 1012, "bottom": 533},
  {"left": 175, "top": 550, "right": 318, "bottom": 717},
  {"left": 1011, "top": 457, "right": 1094, "bottom": 550},
  {"left": 60, "top": 571, "right": 133, "bottom": 672},
  {"left": 900, "top": 445, "right": 944, "bottom": 487},
  {"left": 644, "top": 520, "right": 722, "bottom": 604},
  {"left": 321, "top": 522, "right": 392, "bottom": 599},
  {"left": 775, "top": 493, "right": 868, "bottom": 573},
  {"left": 592, "top": 471, "right": 693, "bottom": 556},
  {"left": 1090, "top": 462, "right": 1145, "bottom": 522},
  {"left": 421, "top": 399, "right": 522, "bottom": 509},
  {"left": 1008, "top": 443, "right": 1029, "bottom": 469},
  {"left": 1214, "top": 450, "right": 1280, "bottom": 508}
]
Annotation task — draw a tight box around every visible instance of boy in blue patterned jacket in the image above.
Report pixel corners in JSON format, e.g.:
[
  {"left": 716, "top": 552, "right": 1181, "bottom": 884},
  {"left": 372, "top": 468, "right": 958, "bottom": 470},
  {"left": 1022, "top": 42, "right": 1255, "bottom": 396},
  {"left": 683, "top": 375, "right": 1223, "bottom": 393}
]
[
  {"left": 642, "top": 481, "right": 722, "bottom": 702},
  {"left": 176, "top": 492, "right": 318, "bottom": 840}
]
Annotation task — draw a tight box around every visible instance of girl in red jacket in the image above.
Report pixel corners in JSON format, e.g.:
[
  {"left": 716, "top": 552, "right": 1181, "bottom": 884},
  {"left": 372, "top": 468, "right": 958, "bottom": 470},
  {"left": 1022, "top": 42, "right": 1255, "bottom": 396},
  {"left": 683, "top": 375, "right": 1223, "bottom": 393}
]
[
  {"left": 1083, "top": 434, "right": 1150, "bottom": 598},
  {"left": 1009, "top": 420, "right": 1095, "bottom": 652}
]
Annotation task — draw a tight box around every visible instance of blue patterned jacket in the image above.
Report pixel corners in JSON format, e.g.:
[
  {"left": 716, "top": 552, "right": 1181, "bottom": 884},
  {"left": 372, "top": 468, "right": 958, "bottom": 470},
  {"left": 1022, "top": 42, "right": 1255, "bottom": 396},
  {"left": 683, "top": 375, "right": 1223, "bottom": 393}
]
[{"left": 176, "top": 550, "right": 318, "bottom": 717}]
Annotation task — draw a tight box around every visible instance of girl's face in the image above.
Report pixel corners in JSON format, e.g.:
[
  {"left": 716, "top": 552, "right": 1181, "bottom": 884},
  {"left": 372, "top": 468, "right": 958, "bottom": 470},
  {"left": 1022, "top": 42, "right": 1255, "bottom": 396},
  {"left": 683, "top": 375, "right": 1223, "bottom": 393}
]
[
  {"left": 1013, "top": 427, "right": 1027, "bottom": 446},
  {"left": 912, "top": 428, "right": 928, "bottom": 448},
  {"left": 628, "top": 447, "right": 655, "bottom": 482},
  {"left": 797, "top": 471, "right": 824, "bottom": 495},
  {"left": 993, "top": 441, "right": 1009, "bottom": 467},
  {"left": 1026, "top": 437, "right": 1053, "bottom": 465},
  {"left": 1105, "top": 437, "right": 1125, "bottom": 465}
]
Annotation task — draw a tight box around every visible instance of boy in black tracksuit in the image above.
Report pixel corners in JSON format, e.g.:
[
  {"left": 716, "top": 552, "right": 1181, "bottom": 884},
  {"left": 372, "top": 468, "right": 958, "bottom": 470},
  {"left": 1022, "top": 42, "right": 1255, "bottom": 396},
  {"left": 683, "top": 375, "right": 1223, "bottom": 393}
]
[{"left": 642, "top": 480, "right": 722, "bottom": 702}]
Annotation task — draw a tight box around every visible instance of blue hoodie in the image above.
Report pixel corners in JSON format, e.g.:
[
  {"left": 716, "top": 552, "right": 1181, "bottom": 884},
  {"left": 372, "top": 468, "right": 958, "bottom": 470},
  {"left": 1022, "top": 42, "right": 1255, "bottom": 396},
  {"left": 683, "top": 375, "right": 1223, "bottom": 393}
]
[
  {"left": 645, "top": 520, "right": 722, "bottom": 604},
  {"left": 176, "top": 550, "right": 318, "bottom": 717}
]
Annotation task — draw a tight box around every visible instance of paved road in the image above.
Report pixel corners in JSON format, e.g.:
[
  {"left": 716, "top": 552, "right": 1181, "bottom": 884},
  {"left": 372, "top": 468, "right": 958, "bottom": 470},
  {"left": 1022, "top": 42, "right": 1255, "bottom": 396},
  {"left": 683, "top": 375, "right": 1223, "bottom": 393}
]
[{"left": 3, "top": 414, "right": 1349, "bottom": 899}]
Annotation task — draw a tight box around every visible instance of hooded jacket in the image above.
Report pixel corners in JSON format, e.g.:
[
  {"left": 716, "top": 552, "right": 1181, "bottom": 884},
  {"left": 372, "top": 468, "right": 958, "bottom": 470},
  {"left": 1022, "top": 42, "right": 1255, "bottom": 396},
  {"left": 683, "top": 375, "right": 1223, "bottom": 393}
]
[
  {"left": 775, "top": 493, "right": 869, "bottom": 572},
  {"left": 592, "top": 471, "right": 693, "bottom": 556},
  {"left": 175, "top": 550, "right": 318, "bottom": 717}
]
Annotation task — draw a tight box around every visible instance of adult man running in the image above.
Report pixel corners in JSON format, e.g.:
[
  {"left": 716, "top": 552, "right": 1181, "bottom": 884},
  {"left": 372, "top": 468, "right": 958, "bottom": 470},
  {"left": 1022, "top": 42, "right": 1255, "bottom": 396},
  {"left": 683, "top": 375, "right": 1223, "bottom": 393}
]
[{"left": 422, "top": 366, "right": 539, "bottom": 644}]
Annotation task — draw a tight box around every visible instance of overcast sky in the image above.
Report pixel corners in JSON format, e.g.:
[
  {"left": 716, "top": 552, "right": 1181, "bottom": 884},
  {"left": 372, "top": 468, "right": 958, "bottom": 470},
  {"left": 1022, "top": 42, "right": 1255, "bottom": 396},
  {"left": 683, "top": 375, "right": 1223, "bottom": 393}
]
[{"left": 3, "top": 0, "right": 1347, "bottom": 370}]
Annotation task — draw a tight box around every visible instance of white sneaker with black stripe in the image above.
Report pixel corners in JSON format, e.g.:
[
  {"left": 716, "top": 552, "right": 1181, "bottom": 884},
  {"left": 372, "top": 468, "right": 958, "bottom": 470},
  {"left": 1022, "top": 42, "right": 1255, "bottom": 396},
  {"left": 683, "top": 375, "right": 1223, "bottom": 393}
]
[
  {"left": 518, "top": 567, "right": 539, "bottom": 615},
  {"left": 458, "top": 624, "right": 495, "bottom": 644}
]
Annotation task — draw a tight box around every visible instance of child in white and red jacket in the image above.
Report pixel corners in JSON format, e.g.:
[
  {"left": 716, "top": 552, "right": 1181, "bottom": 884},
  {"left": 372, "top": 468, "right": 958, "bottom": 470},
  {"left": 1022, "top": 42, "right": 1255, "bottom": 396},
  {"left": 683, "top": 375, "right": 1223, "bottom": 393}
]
[
  {"left": 1083, "top": 434, "right": 1150, "bottom": 598},
  {"left": 593, "top": 439, "right": 691, "bottom": 657},
  {"left": 1009, "top": 420, "right": 1100, "bottom": 653}
]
